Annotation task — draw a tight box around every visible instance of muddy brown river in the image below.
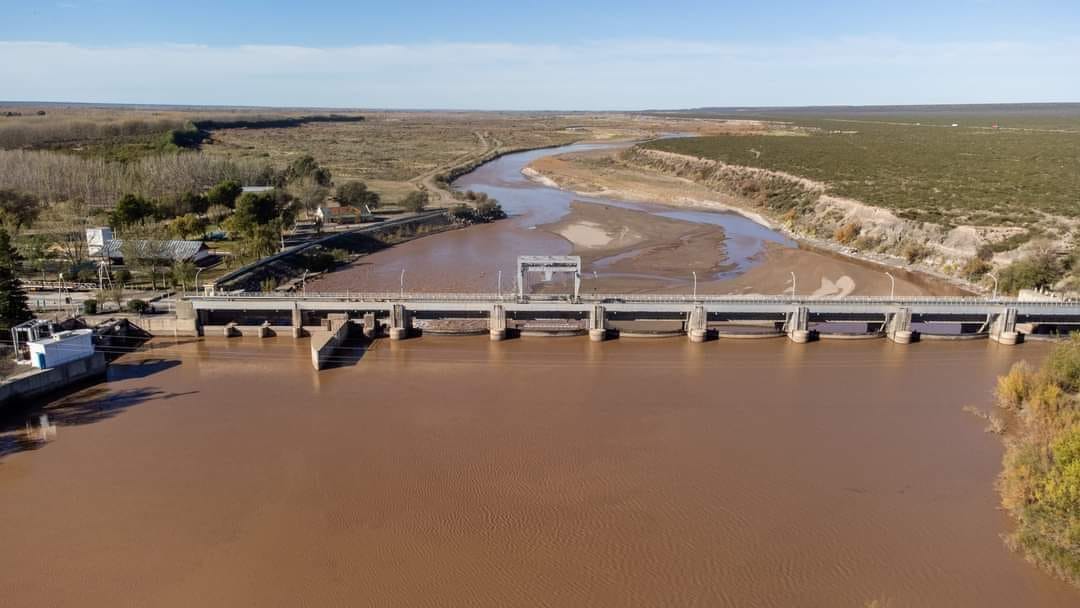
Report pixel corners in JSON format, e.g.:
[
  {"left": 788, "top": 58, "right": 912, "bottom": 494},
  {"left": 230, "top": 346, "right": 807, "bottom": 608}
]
[{"left": 2, "top": 338, "right": 1078, "bottom": 606}]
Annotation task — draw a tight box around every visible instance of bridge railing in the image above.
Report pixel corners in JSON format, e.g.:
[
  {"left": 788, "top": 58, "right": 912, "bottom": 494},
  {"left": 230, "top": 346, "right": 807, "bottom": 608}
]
[{"left": 183, "top": 291, "right": 1080, "bottom": 308}]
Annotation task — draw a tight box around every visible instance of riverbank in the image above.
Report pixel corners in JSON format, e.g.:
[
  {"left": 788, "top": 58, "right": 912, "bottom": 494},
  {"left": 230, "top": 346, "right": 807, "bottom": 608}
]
[{"left": 526, "top": 147, "right": 977, "bottom": 295}]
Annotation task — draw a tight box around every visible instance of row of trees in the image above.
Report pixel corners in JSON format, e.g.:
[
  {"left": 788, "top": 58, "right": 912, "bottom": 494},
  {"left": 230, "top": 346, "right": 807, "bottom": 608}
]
[
  {"left": 0, "top": 117, "right": 189, "bottom": 150},
  {"left": 0, "top": 149, "right": 272, "bottom": 209}
]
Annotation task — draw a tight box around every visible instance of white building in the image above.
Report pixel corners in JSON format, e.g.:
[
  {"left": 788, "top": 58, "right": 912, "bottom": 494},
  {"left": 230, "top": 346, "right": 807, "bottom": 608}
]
[
  {"left": 86, "top": 227, "right": 114, "bottom": 257},
  {"left": 28, "top": 329, "right": 94, "bottom": 369}
]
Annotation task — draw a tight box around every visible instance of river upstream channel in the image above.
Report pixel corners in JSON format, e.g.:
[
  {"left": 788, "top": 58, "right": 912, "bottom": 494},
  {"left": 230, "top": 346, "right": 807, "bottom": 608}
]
[{"left": 2, "top": 143, "right": 1078, "bottom": 606}]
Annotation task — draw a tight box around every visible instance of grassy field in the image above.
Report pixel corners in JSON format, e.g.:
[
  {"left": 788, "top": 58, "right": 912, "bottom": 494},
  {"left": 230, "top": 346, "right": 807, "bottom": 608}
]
[{"left": 644, "top": 111, "right": 1080, "bottom": 228}]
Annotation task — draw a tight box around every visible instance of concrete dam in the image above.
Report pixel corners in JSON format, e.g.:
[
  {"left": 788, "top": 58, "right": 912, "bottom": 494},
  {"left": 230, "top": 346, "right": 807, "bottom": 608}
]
[{"left": 178, "top": 289, "right": 1080, "bottom": 369}]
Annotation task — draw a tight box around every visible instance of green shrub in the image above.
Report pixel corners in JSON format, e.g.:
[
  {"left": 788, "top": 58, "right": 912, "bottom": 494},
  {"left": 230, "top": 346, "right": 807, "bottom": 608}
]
[
  {"left": 1042, "top": 335, "right": 1080, "bottom": 393},
  {"left": 401, "top": 190, "right": 429, "bottom": 212},
  {"left": 82, "top": 298, "right": 98, "bottom": 315},
  {"left": 961, "top": 257, "right": 992, "bottom": 280},
  {"left": 126, "top": 299, "right": 149, "bottom": 314},
  {"left": 998, "top": 253, "right": 1063, "bottom": 294},
  {"left": 902, "top": 242, "right": 932, "bottom": 264}
]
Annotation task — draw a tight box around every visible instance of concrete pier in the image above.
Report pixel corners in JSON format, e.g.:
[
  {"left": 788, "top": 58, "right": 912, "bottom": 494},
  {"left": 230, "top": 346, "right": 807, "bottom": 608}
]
[
  {"left": 886, "top": 308, "right": 916, "bottom": 344},
  {"left": 688, "top": 305, "right": 707, "bottom": 343},
  {"left": 786, "top": 306, "right": 815, "bottom": 343},
  {"left": 490, "top": 304, "right": 507, "bottom": 341},
  {"left": 389, "top": 304, "right": 410, "bottom": 340},
  {"left": 990, "top": 308, "right": 1021, "bottom": 345},
  {"left": 588, "top": 305, "right": 607, "bottom": 342},
  {"left": 291, "top": 305, "right": 304, "bottom": 338}
]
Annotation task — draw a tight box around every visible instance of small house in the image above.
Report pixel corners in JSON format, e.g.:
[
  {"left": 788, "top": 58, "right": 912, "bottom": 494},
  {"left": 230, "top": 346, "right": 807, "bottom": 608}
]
[
  {"left": 316, "top": 205, "right": 367, "bottom": 225},
  {"left": 96, "top": 239, "right": 213, "bottom": 266},
  {"left": 28, "top": 329, "right": 94, "bottom": 369}
]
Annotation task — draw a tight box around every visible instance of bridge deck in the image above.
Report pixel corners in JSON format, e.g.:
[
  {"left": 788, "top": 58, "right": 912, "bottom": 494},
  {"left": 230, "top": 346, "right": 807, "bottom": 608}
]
[{"left": 187, "top": 292, "right": 1080, "bottom": 319}]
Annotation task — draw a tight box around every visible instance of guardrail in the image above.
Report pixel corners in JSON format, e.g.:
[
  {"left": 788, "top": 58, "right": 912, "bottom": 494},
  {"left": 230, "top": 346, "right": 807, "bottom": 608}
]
[
  {"left": 23, "top": 280, "right": 100, "bottom": 291},
  {"left": 188, "top": 291, "right": 1070, "bottom": 306}
]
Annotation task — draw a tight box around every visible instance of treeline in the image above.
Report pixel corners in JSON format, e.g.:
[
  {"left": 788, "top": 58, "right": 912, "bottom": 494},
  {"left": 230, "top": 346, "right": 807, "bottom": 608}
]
[
  {"left": 0, "top": 149, "right": 273, "bottom": 209},
  {"left": 0, "top": 117, "right": 190, "bottom": 149},
  {"left": 0, "top": 113, "right": 365, "bottom": 150}
]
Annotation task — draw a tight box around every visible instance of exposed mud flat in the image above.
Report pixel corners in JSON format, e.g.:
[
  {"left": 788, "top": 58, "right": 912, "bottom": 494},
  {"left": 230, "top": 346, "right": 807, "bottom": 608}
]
[
  {"left": 1, "top": 338, "right": 1078, "bottom": 607},
  {"left": 541, "top": 201, "right": 734, "bottom": 280}
]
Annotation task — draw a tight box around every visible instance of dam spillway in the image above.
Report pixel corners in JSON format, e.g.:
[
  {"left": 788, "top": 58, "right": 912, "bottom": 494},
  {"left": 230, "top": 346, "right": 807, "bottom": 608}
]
[{"left": 183, "top": 292, "right": 1078, "bottom": 353}]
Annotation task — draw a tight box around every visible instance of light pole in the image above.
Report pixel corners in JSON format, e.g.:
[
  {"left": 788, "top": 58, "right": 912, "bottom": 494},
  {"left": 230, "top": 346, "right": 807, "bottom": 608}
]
[
  {"left": 497, "top": 270, "right": 502, "bottom": 297},
  {"left": 400, "top": 268, "right": 406, "bottom": 298},
  {"left": 988, "top": 272, "right": 999, "bottom": 299},
  {"left": 885, "top": 271, "right": 895, "bottom": 299},
  {"left": 302, "top": 270, "right": 309, "bottom": 297},
  {"left": 790, "top": 271, "right": 796, "bottom": 298},
  {"left": 194, "top": 267, "right": 205, "bottom": 297},
  {"left": 692, "top": 271, "right": 698, "bottom": 300}
]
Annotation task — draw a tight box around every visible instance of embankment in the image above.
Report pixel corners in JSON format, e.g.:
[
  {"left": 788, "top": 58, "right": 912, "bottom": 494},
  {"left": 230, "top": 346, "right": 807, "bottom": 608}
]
[
  {"left": 0, "top": 352, "right": 107, "bottom": 408},
  {"left": 214, "top": 211, "right": 454, "bottom": 292}
]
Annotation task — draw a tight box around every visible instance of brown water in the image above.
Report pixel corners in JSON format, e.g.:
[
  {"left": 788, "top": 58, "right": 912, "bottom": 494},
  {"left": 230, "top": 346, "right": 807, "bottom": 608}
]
[{"left": 2, "top": 337, "right": 1078, "bottom": 607}]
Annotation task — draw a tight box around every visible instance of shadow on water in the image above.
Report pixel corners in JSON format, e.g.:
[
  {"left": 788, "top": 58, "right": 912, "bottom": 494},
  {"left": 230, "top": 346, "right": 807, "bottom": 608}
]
[
  {"left": 107, "top": 358, "right": 182, "bottom": 380},
  {"left": 0, "top": 358, "right": 192, "bottom": 461},
  {"left": 319, "top": 335, "right": 372, "bottom": 370}
]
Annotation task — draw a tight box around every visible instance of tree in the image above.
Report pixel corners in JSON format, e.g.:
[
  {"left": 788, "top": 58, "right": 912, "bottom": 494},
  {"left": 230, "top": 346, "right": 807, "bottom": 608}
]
[
  {"left": 168, "top": 191, "right": 209, "bottom": 216},
  {"left": 283, "top": 155, "right": 331, "bottom": 186},
  {"left": 110, "top": 194, "right": 156, "bottom": 230},
  {"left": 297, "top": 184, "right": 329, "bottom": 214},
  {"left": 171, "top": 213, "right": 208, "bottom": 239},
  {"left": 475, "top": 198, "right": 505, "bottom": 221},
  {"left": 172, "top": 261, "right": 197, "bottom": 291},
  {"left": 0, "top": 228, "right": 32, "bottom": 331},
  {"left": 206, "top": 204, "right": 232, "bottom": 225},
  {"left": 48, "top": 199, "right": 89, "bottom": 265},
  {"left": 336, "top": 181, "right": 379, "bottom": 209},
  {"left": 0, "top": 189, "right": 41, "bottom": 235},
  {"left": 401, "top": 190, "right": 428, "bottom": 213},
  {"left": 998, "top": 251, "right": 1064, "bottom": 294},
  {"left": 206, "top": 180, "right": 243, "bottom": 209},
  {"left": 228, "top": 192, "right": 280, "bottom": 238},
  {"left": 18, "top": 234, "right": 51, "bottom": 280},
  {"left": 120, "top": 223, "right": 172, "bottom": 289}
]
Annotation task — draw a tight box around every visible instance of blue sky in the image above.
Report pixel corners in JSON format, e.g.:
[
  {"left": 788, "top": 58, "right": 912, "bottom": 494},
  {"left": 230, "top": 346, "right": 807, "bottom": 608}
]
[{"left": 1, "top": 0, "right": 1078, "bottom": 109}]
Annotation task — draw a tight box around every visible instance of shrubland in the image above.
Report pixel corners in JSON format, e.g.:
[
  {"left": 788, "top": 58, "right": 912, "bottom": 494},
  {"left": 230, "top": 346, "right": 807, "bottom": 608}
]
[{"left": 995, "top": 336, "right": 1080, "bottom": 585}]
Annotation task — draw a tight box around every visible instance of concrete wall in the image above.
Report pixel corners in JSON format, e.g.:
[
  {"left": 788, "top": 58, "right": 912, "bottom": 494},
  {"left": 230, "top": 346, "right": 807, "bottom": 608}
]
[
  {"left": 133, "top": 315, "right": 200, "bottom": 337},
  {"left": 0, "top": 352, "right": 108, "bottom": 408},
  {"left": 310, "top": 317, "right": 353, "bottom": 370}
]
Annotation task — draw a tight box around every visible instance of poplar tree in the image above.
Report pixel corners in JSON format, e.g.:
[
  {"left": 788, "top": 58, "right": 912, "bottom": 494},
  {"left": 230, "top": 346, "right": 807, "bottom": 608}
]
[{"left": 0, "top": 228, "right": 32, "bottom": 330}]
